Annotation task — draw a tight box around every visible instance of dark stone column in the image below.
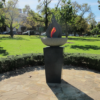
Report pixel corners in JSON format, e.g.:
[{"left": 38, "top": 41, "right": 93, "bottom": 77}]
[{"left": 44, "top": 46, "right": 63, "bottom": 83}]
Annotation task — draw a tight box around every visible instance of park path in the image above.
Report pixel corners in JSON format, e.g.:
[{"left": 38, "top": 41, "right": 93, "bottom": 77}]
[{"left": 0, "top": 65, "right": 100, "bottom": 100}]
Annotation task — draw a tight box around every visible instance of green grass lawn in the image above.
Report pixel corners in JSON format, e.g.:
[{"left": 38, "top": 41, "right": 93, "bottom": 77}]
[{"left": 0, "top": 35, "right": 100, "bottom": 58}]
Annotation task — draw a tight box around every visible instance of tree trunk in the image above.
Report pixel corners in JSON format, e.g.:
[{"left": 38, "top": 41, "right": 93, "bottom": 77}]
[
  {"left": 65, "top": 24, "right": 68, "bottom": 38},
  {"left": 45, "top": 13, "right": 48, "bottom": 31},
  {"left": 74, "top": 32, "right": 76, "bottom": 36},
  {"left": 66, "top": 33, "right": 68, "bottom": 38},
  {"left": 45, "top": 1, "right": 48, "bottom": 31},
  {"left": 10, "top": 25, "right": 13, "bottom": 38}
]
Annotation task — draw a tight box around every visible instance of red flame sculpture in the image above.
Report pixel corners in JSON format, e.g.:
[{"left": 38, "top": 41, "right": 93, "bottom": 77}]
[{"left": 50, "top": 27, "right": 56, "bottom": 38}]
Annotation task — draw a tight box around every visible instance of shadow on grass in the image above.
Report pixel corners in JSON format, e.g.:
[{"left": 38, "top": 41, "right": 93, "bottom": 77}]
[
  {"left": 0, "top": 36, "right": 29, "bottom": 41},
  {"left": 68, "top": 37, "right": 100, "bottom": 41},
  {"left": 0, "top": 47, "right": 9, "bottom": 56},
  {"left": 70, "top": 45, "right": 100, "bottom": 50},
  {"left": 64, "top": 45, "right": 70, "bottom": 48},
  {"left": 47, "top": 79, "right": 93, "bottom": 100}
]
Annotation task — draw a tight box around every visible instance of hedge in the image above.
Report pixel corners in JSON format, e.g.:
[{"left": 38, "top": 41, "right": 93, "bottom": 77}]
[{"left": 0, "top": 53, "right": 100, "bottom": 73}]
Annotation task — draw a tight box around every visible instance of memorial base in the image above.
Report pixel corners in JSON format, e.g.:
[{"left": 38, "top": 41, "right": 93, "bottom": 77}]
[{"left": 44, "top": 46, "right": 63, "bottom": 83}]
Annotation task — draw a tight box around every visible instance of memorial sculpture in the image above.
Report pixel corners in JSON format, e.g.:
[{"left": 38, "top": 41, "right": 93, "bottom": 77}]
[
  {"left": 41, "top": 14, "right": 67, "bottom": 46},
  {"left": 41, "top": 14, "right": 67, "bottom": 83}
]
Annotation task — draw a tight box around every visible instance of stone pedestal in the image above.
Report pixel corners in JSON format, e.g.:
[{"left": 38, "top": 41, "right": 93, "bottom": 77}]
[{"left": 44, "top": 46, "right": 63, "bottom": 83}]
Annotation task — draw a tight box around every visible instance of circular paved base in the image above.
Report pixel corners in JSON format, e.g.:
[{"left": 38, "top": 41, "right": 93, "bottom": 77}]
[{"left": 0, "top": 65, "right": 100, "bottom": 100}]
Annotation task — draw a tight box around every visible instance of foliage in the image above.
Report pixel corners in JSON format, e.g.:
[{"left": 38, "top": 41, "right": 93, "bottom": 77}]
[
  {"left": 48, "top": 1, "right": 92, "bottom": 36},
  {"left": 60, "top": 0, "right": 73, "bottom": 24},
  {"left": 0, "top": 52, "right": 100, "bottom": 73},
  {"left": 4, "top": 0, "right": 21, "bottom": 38},
  {"left": 24, "top": 10, "right": 45, "bottom": 30},
  {"left": 0, "top": 0, "right": 5, "bottom": 27},
  {"left": 23, "top": 5, "right": 30, "bottom": 15},
  {"left": 35, "top": 0, "right": 52, "bottom": 30},
  {"left": 0, "top": 53, "right": 44, "bottom": 73},
  {"left": 74, "top": 16, "right": 89, "bottom": 34},
  {"left": 97, "top": 23, "right": 100, "bottom": 29},
  {"left": 98, "top": 0, "right": 100, "bottom": 10},
  {"left": 59, "top": 0, "right": 73, "bottom": 36},
  {"left": 90, "top": 22, "right": 100, "bottom": 35},
  {"left": 30, "top": 0, "right": 62, "bottom": 31},
  {"left": 71, "top": 1, "right": 94, "bottom": 35},
  {"left": 91, "top": 27, "right": 100, "bottom": 35},
  {"left": 64, "top": 53, "right": 100, "bottom": 70}
]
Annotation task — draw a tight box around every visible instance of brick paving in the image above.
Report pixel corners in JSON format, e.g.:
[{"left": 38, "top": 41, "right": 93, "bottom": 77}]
[{"left": 0, "top": 65, "right": 100, "bottom": 100}]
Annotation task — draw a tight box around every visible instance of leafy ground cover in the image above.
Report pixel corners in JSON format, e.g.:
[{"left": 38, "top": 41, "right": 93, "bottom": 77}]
[{"left": 0, "top": 35, "right": 100, "bottom": 58}]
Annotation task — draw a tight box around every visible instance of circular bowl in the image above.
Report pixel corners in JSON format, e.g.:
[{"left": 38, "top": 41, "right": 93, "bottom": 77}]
[{"left": 41, "top": 37, "right": 67, "bottom": 46}]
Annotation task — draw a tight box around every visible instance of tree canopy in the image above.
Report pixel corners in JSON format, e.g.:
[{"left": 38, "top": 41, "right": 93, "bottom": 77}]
[
  {"left": 3, "top": 0, "right": 21, "bottom": 37},
  {"left": 0, "top": 0, "right": 5, "bottom": 27}
]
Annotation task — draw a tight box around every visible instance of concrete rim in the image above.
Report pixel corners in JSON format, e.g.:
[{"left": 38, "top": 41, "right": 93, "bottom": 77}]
[{"left": 41, "top": 37, "right": 67, "bottom": 46}]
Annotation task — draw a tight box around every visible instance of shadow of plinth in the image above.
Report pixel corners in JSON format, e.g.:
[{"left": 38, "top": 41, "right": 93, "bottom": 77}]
[{"left": 47, "top": 79, "right": 93, "bottom": 100}]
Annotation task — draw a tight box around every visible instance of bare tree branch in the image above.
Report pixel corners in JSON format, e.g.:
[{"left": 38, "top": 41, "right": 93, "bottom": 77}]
[{"left": 55, "top": 0, "right": 61, "bottom": 11}]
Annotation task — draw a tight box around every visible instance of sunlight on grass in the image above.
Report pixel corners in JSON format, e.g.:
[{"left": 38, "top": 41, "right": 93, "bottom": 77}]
[{"left": 0, "top": 35, "right": 100, "bottom": 57}]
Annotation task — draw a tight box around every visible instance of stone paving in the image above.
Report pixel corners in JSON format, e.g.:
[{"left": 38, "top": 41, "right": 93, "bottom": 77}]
[{"left": 0, "top": 65, "right": 100, "bottom": 100}]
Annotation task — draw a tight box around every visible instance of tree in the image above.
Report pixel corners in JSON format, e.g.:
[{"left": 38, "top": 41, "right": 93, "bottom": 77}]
[
  {"left": 29, "top": 0, "right": 61, "bottom": 31},
  {"left": 72, "top": 1, "right": 91, "bottom": 22},
  {"left": 27, "top": 10, "right": 45, "bottom": 32},
  {"left": 71, "top": 1, "right": 93, "bottom": 35},
  {"left": 98, "top": 0, "right": 100, "bottom": 10},
  {"left": 91, "top": 27, "right": 100, "bottom": 35},
  {"left": 23, "top": 5, "right": 30, "bottom": 15},
  {"left": 76, "top": 16, "right": 89, "bottom": 35},
  {"left": 4, "top": 0, "right": 20, "bottom": 38},
  {"left": 37, "top": 0, "right": 53, "bottom": 30},
  {"left": 85, "top": 12, "right": 96, "bottom": 24},
  {"left": 0, "top": 0, "right": 5, "bottom": 30},
  {"left": 59, "top": 0, "right": 73, "bottom": 37},
  {"left": 70, "top": 15, "right": 89, "bottom": 36},
  {"left": 97, "top": 23, "right": 100, "bottom": 29},
  {"left": 88, "top": 18, "right": 97, "bottom": 35}
]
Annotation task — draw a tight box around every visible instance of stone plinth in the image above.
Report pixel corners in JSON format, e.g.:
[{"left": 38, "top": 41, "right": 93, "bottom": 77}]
[{"left": 44, "top": 46, "right": 63, "bottom": 83}]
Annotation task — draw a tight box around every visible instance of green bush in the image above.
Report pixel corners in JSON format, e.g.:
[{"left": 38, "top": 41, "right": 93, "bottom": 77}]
[
  {"left": 0, "top": 53, "right": 100, "bottom": 73},
  {"left": 98, "top": 35, "right": 100, "bottom": 37},
  {"left": 64, "top": 53, "right": 100, "bottom": 70}
]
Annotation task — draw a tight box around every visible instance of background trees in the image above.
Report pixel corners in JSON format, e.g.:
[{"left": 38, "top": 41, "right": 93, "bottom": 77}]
[
  {"left": 34, "top": 0, "right": 52, "bottom": 31},
  {"left": 0, "top": 0, "right": 5, "bottom": 31},
  {"left": 21, "top": 0, "right": 97, "bottom": 36},
  {"left": 91, "top": 23, "right": 100, "bottom": 35},
  {"left": 0, "top": 0, "right": 99, "bottom": 37},
  {"left": 70, "top": 1, "right": 93, "bottom": 36},
  {"left": 23, "top": 5, "right": 30, "bottom": 15},
  {"left": 4, "top": 0, "right": 21, "bottom": 38},
  {"left": 29, "top": 0, "right": 62, "bottom": 31},
  {"left": 98, "top": 0, "right": 100, "bottom": 10},
  {"left": 59, "top": 0, "right": 73, "bottom": 37}
]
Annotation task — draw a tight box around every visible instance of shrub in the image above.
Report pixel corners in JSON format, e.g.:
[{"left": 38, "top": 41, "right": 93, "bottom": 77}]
[{"left": 0, "top": 53, "right": 100, "bottom": 73}]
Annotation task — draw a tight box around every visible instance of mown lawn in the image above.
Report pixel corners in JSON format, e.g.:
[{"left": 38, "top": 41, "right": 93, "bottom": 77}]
[{"left": 0, "top": 35, "right": 100, "bottom": 58}]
